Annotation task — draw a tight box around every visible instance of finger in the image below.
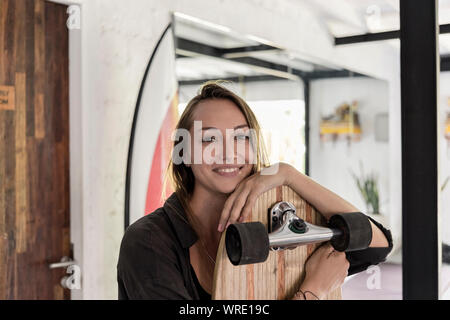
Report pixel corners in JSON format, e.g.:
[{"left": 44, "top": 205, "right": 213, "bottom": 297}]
[
  {"left": 344, "top": 258, "right": 350, "bottom": 270},
  {"left": 321, "top": 242, "right": 334, "bottom": 253},
  {"left": 238, "top": 192, "right": 257, "bottom": 222},
  {"left": 322, "top": 242, "right": 333, "bottom": 249},
  {"left": 218, "top": 193, "right": 239, "bottom": 232},
  {"left": 311, "top": 242, "right": 330, "bottom": 256},
  {"left": 326, "top": 247, "right": 340, "bottom": 258},
  {"left": 218, "top": 180, "right": 247, "bottom": 231},
  {"left": 333, "top": 249, "right": 346, "bottom": 256},
  {"left": 227, "top": 187, "right": 251, "bottom": 226},
  {"left": 239, "top": 180, "right": 266, "bottom": 222}
]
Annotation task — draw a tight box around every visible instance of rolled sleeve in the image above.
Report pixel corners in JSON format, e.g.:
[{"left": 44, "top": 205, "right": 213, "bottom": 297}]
[{"left": 345, "top": 215, "right": 394, "bottom": 276}]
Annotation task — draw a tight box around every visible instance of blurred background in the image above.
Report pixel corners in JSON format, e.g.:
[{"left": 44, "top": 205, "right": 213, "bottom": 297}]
[{"left": 0, "top": 0, "right": 449, "bottom": 300}]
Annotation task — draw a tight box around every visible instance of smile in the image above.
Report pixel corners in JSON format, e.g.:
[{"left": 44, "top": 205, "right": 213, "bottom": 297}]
[{"left": 213, "top": 166, "right": 244, "bottom": 177}]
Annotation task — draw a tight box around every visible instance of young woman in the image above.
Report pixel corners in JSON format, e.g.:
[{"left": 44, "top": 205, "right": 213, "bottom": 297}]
[{"left": 117, "top": 82, "right": 393, "bottom": 300}]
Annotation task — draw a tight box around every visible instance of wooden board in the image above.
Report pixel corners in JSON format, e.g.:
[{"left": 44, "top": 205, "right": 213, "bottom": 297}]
[{"left": 212, "top": 185, "right": 342, "bottom": 300}]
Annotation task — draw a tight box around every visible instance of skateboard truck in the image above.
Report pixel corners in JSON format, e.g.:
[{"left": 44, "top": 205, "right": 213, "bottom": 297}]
[
  {"left": 225, "top": 201, "right": 373, "bottom": 266},
  {"left": 268, "top": 201, "right": 342, "bottom": 251}
]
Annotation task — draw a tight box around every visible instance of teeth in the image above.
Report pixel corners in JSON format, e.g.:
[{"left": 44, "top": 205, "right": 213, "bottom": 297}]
[{"left": 217, "top": 168, "right": 239, "bottom": 173}]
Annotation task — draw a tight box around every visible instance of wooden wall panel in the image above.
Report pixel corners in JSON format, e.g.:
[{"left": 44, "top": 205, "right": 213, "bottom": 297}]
[{"left": 0, "top": 0, "right": 70, "bottom": 300}]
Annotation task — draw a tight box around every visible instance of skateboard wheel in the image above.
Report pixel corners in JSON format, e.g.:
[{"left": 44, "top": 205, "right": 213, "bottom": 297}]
[
  {"left": 225, "top": 222, "right": 269, "bottom": 265},
  {"left": 328, "top": 212, "right": 372, "bottom": 252}
]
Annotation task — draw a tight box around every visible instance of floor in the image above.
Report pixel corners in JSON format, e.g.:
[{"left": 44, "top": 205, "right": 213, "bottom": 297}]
[{"left": 342, "top": 262, "right": 450, "bottom": 300}]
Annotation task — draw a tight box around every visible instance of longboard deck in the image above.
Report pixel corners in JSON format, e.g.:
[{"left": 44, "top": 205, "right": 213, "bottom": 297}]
[{"left": 212, "top": 185, "right": 342, "bottom": 300}]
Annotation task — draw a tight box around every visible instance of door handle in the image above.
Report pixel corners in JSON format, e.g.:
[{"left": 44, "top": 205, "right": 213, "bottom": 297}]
[
  {"left": 48, "top": 256, "right": 81, "bottom": 289},
  {"left": 49, "top": 256, "right": 76, "bottom": 269}
]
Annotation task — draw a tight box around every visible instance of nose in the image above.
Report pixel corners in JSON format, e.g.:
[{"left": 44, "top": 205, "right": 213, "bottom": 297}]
[{"left": 222, "top": 133, "right": 236, "bottom": 164}]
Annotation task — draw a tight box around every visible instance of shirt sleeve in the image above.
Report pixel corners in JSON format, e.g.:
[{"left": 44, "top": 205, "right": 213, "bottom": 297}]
[
  {"left": 345, "top": 215, "right": 394, "bottom": 276},
  {"left": 117, "top": 222, "right": 193, "bottom": 300}
]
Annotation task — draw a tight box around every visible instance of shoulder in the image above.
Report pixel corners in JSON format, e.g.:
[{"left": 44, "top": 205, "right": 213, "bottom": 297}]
[
  {"left": 124, "top": 208, "right": 167, "bottom": 237},
  {"left": 117, "top": 207, "right": 179, "bottom": 269},
  {"left": 120, "top": 208, "right": 174, "bottom": 251}
]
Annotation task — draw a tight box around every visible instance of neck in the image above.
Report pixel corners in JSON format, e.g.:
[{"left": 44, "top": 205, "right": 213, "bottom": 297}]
[{"left": 188, "top": 185, "right": 227, "bottom": 245}]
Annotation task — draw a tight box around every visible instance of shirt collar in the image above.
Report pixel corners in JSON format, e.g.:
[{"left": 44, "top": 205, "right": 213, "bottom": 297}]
[{"left": 163, "top": 192, "right": 198, "bottom": 248}]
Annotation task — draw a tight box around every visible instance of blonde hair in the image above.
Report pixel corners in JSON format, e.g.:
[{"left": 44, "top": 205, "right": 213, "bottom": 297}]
[{"left": 162, "top": 81, "right": 270, "bottom": 225}]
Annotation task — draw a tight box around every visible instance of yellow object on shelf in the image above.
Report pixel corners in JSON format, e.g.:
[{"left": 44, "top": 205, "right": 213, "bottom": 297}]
[
  {"left": 445, "top": 98, "right": 450, "bottom": 141},
  {"left": 319, "top": 101, "right": 361, "bottom": 141},
  {"left": 445, "top": 118, "right": 450, "bottom": 140},
  {"left": 320, "top": 121, "right": 362, "bottom": 135}
]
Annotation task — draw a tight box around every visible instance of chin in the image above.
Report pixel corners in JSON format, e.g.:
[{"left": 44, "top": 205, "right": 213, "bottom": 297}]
[{"left": 215, "top": 181, "right": 240, "bottom": 195}]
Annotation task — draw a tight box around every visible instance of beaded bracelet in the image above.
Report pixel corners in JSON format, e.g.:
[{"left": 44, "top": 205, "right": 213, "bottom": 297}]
[
  {"left": 303, "top": 290, "right": 320, "bottom": 300},
  {"left": 293, "top": 289, "right": 320, "bottom": 300},
  {"left": 293, "top": 289, "right": 306, "bottom": 300}
]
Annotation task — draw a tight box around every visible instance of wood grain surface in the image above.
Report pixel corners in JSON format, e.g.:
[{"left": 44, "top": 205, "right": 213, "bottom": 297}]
[
  {"left": 212, "top": 185, "right": 342, "bottom": 300},
  {"left": 0, "top": 0, "right": 70, "bottom": 299}
]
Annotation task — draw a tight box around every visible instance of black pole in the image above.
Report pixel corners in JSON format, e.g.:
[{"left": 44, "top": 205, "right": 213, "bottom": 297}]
[
  {"left": 400, "top": 0, "right": 440, "bottom": 299},
  {"left": 304, "top": 80, "right": 310, "bottom": 176}
]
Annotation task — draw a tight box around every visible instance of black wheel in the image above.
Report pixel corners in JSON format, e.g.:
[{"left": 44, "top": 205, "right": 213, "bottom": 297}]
[
  {"left": 225, "top": 222, "right": 269, "bottom": 265},
  {"left": 329, "top": 212, "right": 372, "bottom": 252}
]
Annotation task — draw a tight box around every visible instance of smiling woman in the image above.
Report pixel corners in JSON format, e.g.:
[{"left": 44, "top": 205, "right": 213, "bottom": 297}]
[
  {"left": 165, "top": 81, "right": 270, "bottom": 204},
  {"left": 116, "top": 81, "right": 392, "bottom": 300}
]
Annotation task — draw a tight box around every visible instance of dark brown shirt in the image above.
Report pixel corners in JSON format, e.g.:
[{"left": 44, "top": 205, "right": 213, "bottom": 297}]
[{"left": 117, "top": 192, "right": 393, "bottom": 300}]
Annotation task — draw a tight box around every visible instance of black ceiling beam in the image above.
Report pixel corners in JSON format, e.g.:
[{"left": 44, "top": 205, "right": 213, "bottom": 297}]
[
  {"left": 176, "top": 37, "right": 223, "bottom": 57},
  {"left": 221, "top": 44, "right": 279, "bottom": 55},
  {"left": 297, "top": 69, "right": 367, "bottom": 80},
  {"left": 176, "top": 36, "right": 366, "bottom": 81},
  {"left": 176, "top": 37, "right": 279, "bottom": 56},
  {"left": 441, "top": 55, "right": 450, "bottom": 72},
  {"left": 441, "top": 23, "right": 450, "bottom": 33},
  {"left": 227, "top": 56, "right": 293, "bottom": 74},
  {"left": 335, "top": 30, "right": 399, "bottom": 45},
  {"left": 176, "top": 37, "right": 294, "bottom": 75},
  {"left": 179, "top": 75, "right": 286, "bottom": 86},
  {"left": 178, "top": 70, "right": 367, "bottom": 87},
  {"left": 335, "top": 23, "right": 450, "bottom": 45}
]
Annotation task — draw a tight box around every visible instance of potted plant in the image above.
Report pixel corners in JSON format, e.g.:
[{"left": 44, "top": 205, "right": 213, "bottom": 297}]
[
  {"left": 350, "top": 164, "right": 388, "bottom": 227},
  {"left": 442, "top": 176, "right": 449, "bottom": 193}
]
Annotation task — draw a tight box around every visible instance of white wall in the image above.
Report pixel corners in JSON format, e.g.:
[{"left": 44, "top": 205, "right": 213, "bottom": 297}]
[
  {"left": 309, "top": 77, "right": 391, "bottom": 227},
  {"left": 50, "top": 0, "right": 401, "bottom": 299}
]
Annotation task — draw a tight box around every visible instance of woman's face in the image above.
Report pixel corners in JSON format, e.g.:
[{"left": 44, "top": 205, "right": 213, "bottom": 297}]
[{"left": 187, "top": 99, "right": 254, "bottom": 195}]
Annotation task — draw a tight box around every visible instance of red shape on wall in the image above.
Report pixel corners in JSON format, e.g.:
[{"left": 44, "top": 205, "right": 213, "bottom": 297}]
[{"left": 145, "top": 94, "right": 179, "bottom": 214}]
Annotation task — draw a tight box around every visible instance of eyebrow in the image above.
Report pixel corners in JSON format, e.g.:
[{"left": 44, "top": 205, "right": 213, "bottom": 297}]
[{"left": 201, "top": 124, "right": 249, "bottom": 131}]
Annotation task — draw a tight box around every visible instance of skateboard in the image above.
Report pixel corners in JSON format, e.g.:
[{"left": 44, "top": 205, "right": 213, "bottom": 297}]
[{"left": 212, "top": 185, "right": 371, "bottom": 300}]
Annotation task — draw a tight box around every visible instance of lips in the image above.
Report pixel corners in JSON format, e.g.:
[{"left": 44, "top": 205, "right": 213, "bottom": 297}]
[{"left": 213, "top": 165, "right": 244, "bottom": 177}]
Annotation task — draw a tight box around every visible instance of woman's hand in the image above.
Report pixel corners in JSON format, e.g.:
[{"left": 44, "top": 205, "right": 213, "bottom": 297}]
[
  {"left": 298, "top": 243, "right": 350, "bottom": 299},
  {"left": 217, "top": 162, "right": 292, "bottom": 232}
]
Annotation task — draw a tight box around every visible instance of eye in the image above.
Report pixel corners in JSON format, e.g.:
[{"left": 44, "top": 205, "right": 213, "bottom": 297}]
[
  {"left": 234, "top": 133, "right": 250, "bottom": 141},
  {"left": 202, "top": 135, "right": 216, "bottom": 143}
]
